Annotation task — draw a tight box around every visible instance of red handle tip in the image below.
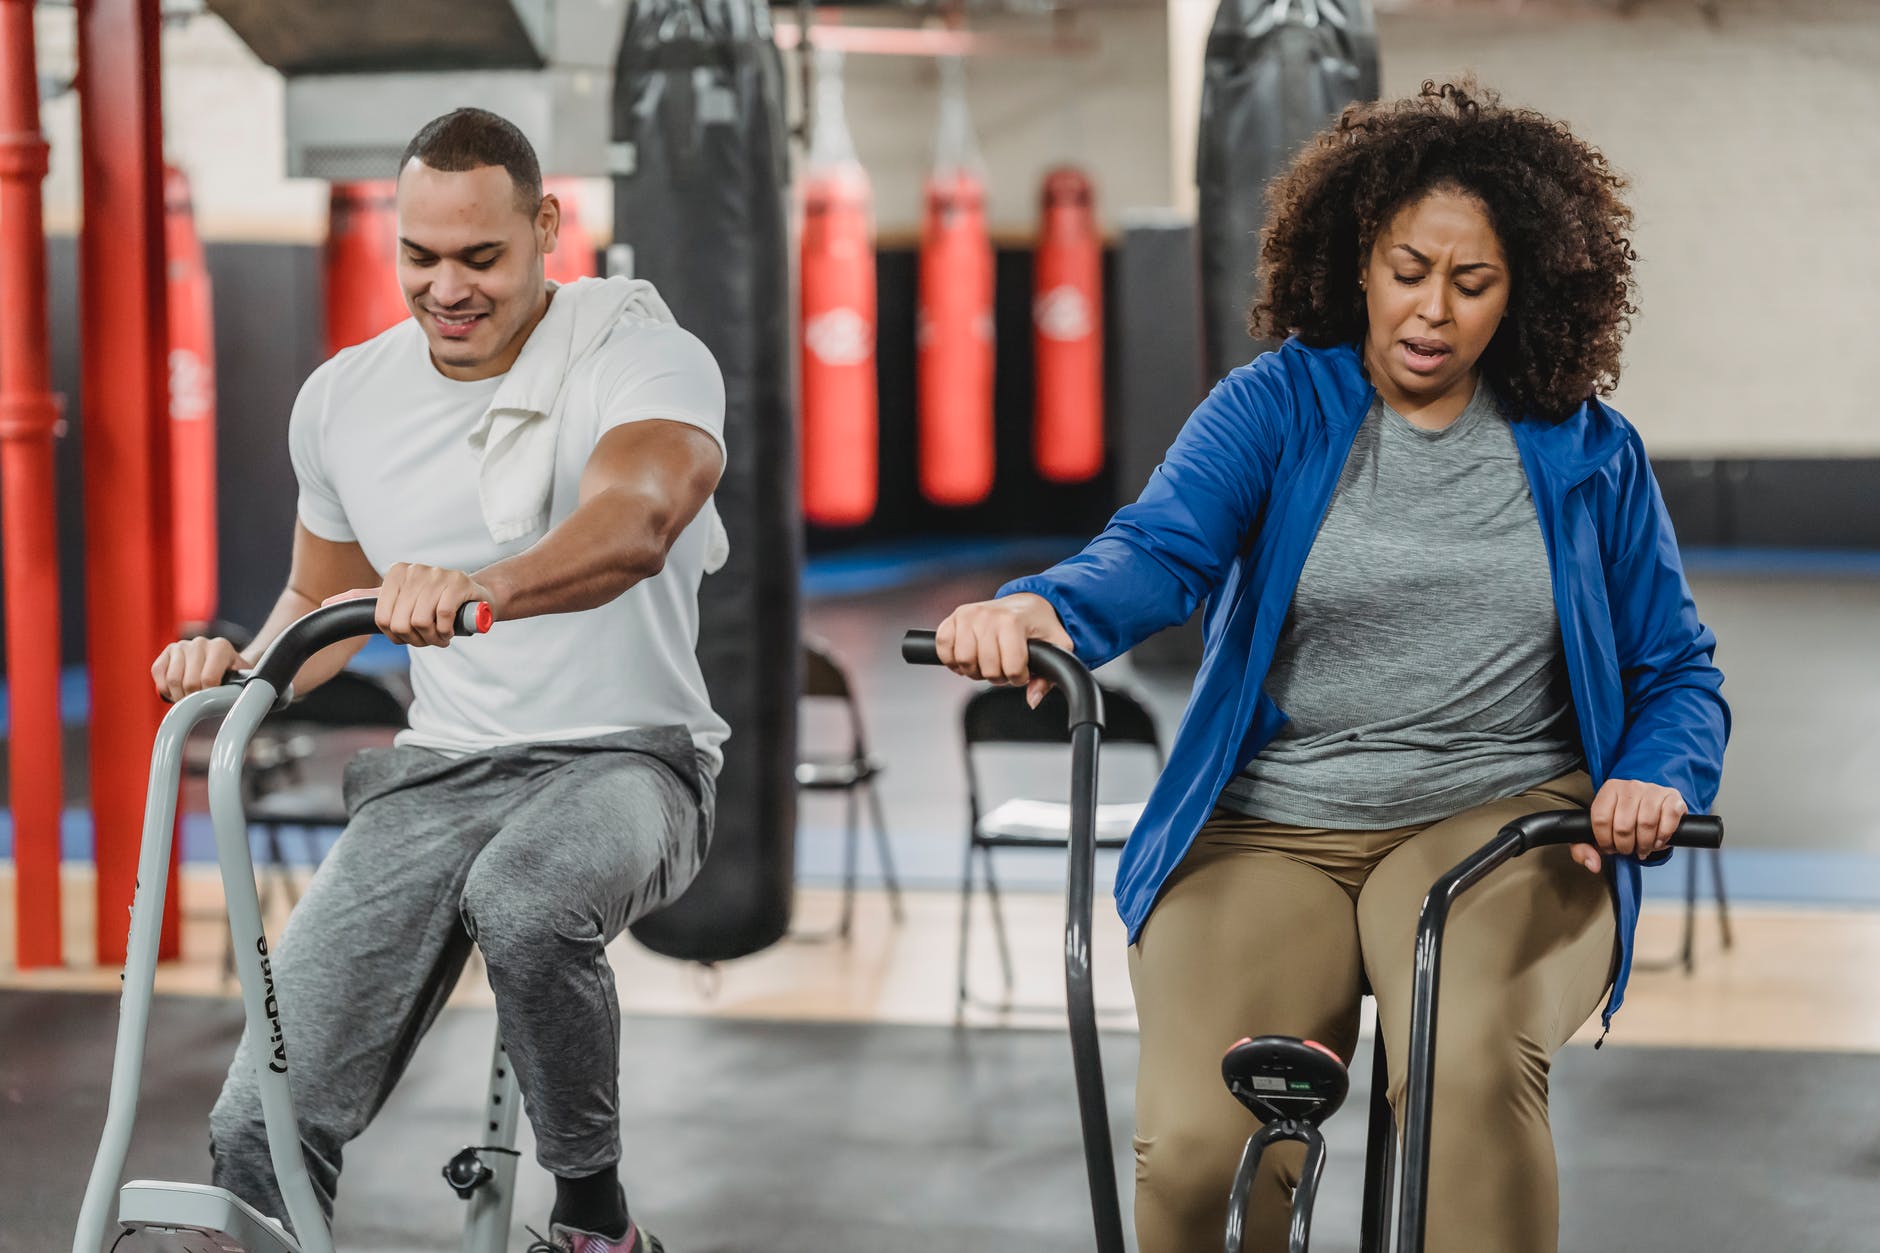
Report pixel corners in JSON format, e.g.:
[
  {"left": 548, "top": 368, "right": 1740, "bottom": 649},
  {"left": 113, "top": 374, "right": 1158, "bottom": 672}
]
[{"left": 474, "top": 602, "right": 493, "bottom": 634}]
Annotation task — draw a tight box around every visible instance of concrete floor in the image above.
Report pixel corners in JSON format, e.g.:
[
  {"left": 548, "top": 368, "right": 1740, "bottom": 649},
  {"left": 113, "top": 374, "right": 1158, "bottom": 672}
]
[{"left": 12, "top": 989, "right": 1880, "bottom": 1253}]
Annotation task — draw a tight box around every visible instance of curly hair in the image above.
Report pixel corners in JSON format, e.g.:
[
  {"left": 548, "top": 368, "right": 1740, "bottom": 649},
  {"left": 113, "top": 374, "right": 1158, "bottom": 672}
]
[{"left": 1251, "top": 81, "right": 1638, "bottom": 422}]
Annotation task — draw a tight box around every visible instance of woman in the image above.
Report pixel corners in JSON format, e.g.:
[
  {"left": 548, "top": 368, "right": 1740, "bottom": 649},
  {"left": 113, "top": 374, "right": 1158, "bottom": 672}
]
[{"left": 935, "top": 82, "right": 1728, "bottom": 1252}]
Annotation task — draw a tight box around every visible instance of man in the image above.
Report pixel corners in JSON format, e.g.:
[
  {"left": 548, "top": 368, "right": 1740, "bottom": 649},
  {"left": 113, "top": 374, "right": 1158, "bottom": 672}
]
[{"left": 153, "top": 107, "right": 727, "bottom": 1253}]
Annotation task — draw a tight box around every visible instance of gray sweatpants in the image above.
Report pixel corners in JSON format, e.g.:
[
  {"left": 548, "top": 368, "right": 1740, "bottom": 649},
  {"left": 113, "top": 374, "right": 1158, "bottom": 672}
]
[{"left": 208, "top": 726, "right": 715, "bottom": 1223}]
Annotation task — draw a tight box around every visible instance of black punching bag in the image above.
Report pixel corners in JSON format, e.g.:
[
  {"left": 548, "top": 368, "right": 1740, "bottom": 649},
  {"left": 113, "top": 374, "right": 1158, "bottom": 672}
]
[
  {"left": 1197, "top": 0, "right": 1379, "bottom": 384},
  {"left": 614, "top": 0, "right": 801, "bottom": 962}
]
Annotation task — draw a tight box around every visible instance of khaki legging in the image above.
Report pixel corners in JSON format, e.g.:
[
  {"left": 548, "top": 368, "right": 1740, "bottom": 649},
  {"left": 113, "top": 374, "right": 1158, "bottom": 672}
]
[{"left": 1128, "top": 772, "right": 1614, "bottom": 1253}]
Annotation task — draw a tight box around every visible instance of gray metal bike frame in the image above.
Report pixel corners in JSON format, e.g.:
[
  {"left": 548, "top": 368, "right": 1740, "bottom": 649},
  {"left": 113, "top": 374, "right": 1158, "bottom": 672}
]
[
  {"left": 463, "top": 1035, "right": 524, "bottom": 1253},
  {"left": 209, "top": 679, "right": 335, "bottom": 1253},
  {"left": 72, "top": 676, "right": 521, "bottom": 1253},
  {"left": 73, "top": 685, "right": 243, "bottom": 1253}
]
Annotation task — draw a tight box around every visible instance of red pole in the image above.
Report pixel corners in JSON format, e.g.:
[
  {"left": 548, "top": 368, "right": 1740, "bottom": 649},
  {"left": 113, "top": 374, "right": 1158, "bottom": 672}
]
[
  {"left": 77, "top": 0, "right": 175, "bottom": 965},
  {"left": 0, "top": 0, "right": 67, "bottom": 969}
]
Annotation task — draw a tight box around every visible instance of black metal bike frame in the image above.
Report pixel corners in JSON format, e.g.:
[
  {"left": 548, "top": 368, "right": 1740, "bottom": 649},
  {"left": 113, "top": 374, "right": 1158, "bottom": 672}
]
[
  {"left": 1226, "top": 1121, "right": 1329, "bottom": 1253},
  {"left": 1390, "top": 811, "right": 1723, "bottom": 1253},
  {"left": 902, "top": 630, "right": 1124, "bottom": 1253}
]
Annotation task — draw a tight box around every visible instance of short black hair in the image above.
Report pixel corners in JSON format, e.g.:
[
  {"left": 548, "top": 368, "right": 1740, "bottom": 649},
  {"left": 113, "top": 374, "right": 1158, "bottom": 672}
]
[{"left": 398, "top": 108, "right": 543, "bottom": 215}]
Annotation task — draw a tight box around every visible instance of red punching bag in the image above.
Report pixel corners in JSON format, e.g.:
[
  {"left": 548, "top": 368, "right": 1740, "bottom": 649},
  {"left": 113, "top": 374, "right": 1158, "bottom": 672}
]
[
  {"left": 800, "top": 167, "right": 878, "bottom": 527},
  {"left": 917, "top": 60, "right": 995, "bottom": 508},
  {"left": 545, "top": 177, "right": 596, "bottom": 285},
  {"left": 163, "top": 165, "right": 218, "bottom": 629},
  {"left": 1033, "top": 167, "right": 1104, "bottom": 484},
  {"left": 798, "top": 49, "right": 877, "bottom": 528},
  {"left": 325, "top": 180, "right": 408, "bottom": 356}
]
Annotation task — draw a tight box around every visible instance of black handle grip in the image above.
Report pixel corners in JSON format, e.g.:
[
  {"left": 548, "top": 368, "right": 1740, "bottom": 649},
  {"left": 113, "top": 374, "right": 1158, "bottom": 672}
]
[
  {"left": 247, "top": 600, "right": 492, "bottom": 691},
  {"left": 1506, "top": 809, "right": 1723, "bottom": 853},
  {"left": 899, "top": 631, "right": 941, "bottom": 667},
  {"left": 901, "top": 628, "right": 1104, "bottom": 731}
]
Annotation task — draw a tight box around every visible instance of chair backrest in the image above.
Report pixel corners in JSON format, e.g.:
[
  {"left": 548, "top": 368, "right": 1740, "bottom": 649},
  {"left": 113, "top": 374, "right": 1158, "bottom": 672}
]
[
  {"left": 801, "top": 638, "right": 870, "bottom": 759},
  {"left": 802, "top": 639, "right": 853, "bottom": 702},
  {"left": 962, "top": 683, "right": 1160, "bottom": 753},
  {"left": 961, "top": 682, "right": 1163, "bottom": 822}
]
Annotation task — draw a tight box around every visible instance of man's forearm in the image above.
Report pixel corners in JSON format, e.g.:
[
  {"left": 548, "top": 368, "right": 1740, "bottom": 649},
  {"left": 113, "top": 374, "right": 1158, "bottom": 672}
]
[
  {"left": 237, "top": 585, "right": 369, "bottom": 694},
  {"left": 476, "top": 487, "right": 673, "bottom": 621}
]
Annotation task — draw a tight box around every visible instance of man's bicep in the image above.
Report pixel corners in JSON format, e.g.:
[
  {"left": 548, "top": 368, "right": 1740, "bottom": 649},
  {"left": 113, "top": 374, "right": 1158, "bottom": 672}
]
[
  {"left": 284, "top": 521, "right": 381, "bottom": 602},
  {"left": 579, "top": 419, "right": 723, "bottom": 524}
]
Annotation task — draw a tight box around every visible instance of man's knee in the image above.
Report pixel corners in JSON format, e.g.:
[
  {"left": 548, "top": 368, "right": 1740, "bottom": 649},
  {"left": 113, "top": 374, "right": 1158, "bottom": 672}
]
[{"left": 460, "top": 848, "right": 598, "bottom": 968}]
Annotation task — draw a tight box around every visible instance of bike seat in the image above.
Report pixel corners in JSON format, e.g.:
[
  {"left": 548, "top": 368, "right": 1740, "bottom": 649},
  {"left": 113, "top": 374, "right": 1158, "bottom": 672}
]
[{"left": 1222, "top": 1035, "right": 1349, "bottom": 1127}]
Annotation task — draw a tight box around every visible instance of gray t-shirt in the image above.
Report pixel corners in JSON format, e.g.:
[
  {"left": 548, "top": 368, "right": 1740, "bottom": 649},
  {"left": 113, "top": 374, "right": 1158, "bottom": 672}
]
[{"left": 1216, "top": 382, "right": 1584, "bottom": 829}]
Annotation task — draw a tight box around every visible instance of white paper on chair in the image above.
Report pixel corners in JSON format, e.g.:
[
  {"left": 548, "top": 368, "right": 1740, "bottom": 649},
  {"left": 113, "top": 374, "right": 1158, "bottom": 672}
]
[{"left": 977, "top": 798, "right": 1146, "bottom": 842}]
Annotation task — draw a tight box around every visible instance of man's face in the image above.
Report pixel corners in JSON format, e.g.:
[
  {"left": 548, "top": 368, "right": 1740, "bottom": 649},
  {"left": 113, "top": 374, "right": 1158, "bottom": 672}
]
[{"left": 396, "top": 159, "right": 558, "bottom": 381}]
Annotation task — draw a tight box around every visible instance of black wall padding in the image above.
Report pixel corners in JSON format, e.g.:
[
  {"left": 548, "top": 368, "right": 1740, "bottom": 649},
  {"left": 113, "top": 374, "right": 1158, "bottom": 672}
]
[
  {"left": 612, "top": 0, "right": 802, "bottom": 962},
  {"left": 804, "top": 246, "right": 1118, "bottom": 554},
  {"left": 1111, "top": 221, "right": 1210, "bottom": 672},
  {"left": 1197, "top": 0, "right": 1379, "bottom": 385},
  {"left": 209, "top": 243, "right": 328, "bottom": 635}
]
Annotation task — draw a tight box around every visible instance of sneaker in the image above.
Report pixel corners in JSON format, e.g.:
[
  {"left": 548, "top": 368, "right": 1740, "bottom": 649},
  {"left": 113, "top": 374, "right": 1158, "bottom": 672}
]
[{"left": 526, "top": 1221, "right": 664, "bottom": 1253}]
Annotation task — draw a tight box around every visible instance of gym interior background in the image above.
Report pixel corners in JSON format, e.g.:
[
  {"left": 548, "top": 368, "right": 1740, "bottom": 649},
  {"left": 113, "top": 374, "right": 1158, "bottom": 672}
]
[{"left": 3, "top": 0, "right": 1877, "bottom": 1249}]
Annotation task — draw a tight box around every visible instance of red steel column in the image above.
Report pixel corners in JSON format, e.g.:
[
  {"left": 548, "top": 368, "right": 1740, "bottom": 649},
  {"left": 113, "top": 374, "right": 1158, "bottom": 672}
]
[
  {"left": 77, "top": 0, "right": 176, "bottom": 964},
  {"left": 0, "top": 0, "right": 67, "bottom": 968}
]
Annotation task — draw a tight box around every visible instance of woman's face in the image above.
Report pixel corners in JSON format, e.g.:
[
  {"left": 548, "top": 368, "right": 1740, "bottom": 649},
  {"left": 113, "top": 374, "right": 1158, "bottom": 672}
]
[{"left": 1361, "top": 187, "right": 1511, "bottom": 422}]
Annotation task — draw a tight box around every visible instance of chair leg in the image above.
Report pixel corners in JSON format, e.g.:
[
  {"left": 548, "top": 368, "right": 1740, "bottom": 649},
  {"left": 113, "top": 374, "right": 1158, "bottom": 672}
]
[
  {"left": 979, "top": 846, "right": 1017, "bottom": 1003},
  {"left": 258, "top": 823, "right": 289, "bottom": 924},
  {"left": 1708, "top": 848, "right": 1735, "bottom": 950},
  {"left": 956, "top": 840, "right": 978, "bottom": 1019},
  {"left": 285, "top": 825, "right": 323, "bottom": 910},
  {"left": 1680, "top": 846, "right": 1700, "bottom": 975},
  {"left": 864, "top": 780, "right": 905, "bottom": 925},
  {"left": 838, "top": 787, "right": 860, "bottom": 942},
  {"left": 277, "top": 825, "right": 304, "bottom": 912}
]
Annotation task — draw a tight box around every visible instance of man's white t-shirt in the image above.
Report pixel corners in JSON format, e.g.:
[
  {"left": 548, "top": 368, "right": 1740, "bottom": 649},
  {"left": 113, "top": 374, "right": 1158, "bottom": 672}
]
[{"left": 288, "top": 315, "right": 731, "bottom": 773}]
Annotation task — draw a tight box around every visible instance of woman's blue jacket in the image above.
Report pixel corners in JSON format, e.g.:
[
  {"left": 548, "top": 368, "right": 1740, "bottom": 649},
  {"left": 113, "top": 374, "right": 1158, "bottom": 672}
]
[{"left": 1001, "top": 338, "right": 1730, "bottom": 1028}]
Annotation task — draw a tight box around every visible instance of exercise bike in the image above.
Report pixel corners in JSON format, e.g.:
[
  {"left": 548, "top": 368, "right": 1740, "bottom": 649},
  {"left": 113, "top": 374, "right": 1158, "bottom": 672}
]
[
  {"left": 901, "top": 629, "right": 1724, "bottom": 1253},
  {"left": 73, "top": 599, "right": 524, "bottom": 1253}
]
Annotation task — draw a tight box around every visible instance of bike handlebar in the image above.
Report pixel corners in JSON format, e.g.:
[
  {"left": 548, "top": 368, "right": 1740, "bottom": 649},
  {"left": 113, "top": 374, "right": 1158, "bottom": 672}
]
[
  {"left": 244, "top": 600, "right": 492, "bottom": 691},
  {"left": 1502, "top": 809, "right": 1723, "bottom": 852},
  {"left": 900, "top": 629, "right": 1105, "bottom": 732}
]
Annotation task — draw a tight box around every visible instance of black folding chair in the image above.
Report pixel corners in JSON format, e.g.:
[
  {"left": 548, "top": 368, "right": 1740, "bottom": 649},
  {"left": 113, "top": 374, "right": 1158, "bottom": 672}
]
[
  {"left": 958, "top": 681, "right": 1162, "bottom": 1013},
  {"left": 794, "top": 639, "right": 904, "bottom": 940}
]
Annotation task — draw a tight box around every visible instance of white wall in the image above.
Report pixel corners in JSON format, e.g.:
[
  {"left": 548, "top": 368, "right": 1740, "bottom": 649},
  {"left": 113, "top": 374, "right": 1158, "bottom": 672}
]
[
  {"left": 32, "top": 7, "right": 609, "bottom": 244},
  {"left": 35, "top": 7, "right": 325, "bottom": 240},
  {"left": 797, "top": 6, "right": 1175, "bottom": 242}
]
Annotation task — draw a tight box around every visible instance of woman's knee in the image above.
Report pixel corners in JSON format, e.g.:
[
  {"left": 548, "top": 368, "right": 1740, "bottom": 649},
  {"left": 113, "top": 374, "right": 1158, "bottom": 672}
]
[
  {"left": 1136, "top": 1121, "right": 1297, "bottom": 1240},
  {"left": 1389, "top": 1019, "right": 1551, "bottom": 1138}
]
